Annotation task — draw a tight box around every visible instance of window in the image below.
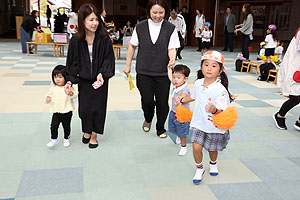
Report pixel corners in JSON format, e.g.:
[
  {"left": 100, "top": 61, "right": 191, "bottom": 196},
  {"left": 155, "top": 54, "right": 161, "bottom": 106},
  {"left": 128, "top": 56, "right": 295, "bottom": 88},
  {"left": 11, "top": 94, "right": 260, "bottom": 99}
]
[{"left": 269, "top": 3, "right": 291, "bottom": 30}]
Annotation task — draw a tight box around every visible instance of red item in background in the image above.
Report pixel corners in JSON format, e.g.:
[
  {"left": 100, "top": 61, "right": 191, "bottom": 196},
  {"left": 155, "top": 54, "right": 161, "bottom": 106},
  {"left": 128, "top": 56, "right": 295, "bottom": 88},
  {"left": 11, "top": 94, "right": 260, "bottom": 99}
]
[
  {"left": 293, "top": 71, "right": 300, "bottom": 83},
  {"left": 70, "top": 25, "right": 74, "bottom": 29},
  {"left": 248, "top": 46, "right": 252, "bottom": 53}
]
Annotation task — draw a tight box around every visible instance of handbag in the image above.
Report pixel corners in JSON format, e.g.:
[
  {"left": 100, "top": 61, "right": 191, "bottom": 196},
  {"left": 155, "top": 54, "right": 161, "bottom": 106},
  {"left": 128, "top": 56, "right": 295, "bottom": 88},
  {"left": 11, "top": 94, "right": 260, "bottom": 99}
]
[{"left": 293, "top": 71, "right": 300, "bottom": 83}]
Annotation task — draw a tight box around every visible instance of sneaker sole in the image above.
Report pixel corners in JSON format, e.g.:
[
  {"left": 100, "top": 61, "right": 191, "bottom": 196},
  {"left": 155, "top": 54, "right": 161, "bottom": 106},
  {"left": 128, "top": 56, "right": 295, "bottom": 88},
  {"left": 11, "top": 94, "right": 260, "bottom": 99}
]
[
  {"left": 294, "top": 124, "right": 300, "bottom": 131},
  {"left": 193, "top": 170, "right": 205, "bottom": 185},
  {"left": 210, "top": 172, "right": 218, "bottom": 176},
  {"left": 273, "top": 114, "right": 287, "bottom": 130}
]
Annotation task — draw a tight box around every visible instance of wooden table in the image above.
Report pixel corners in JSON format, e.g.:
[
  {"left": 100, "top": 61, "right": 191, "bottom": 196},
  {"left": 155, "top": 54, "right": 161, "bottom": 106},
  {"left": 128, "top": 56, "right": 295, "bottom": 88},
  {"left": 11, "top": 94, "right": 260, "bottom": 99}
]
[
  {"left": 55, "top": 43, "right": 69, "bottom": 57},
  {"left": 26, "top": 42, "right": 56, "bottom": 56},
  {"left": 112, "top": 44, "right": 129, "bottom": 59}
]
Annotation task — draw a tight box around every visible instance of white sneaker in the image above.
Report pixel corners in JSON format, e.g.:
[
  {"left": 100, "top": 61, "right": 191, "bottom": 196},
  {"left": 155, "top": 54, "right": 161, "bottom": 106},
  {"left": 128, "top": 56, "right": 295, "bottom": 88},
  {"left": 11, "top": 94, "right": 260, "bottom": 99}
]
[
  {"left": 178, "top": 146, "right": 187, "bottom": 156},
  {"left": 193, "top": 168, "right": 205, "bottom": 185},
  {"left": 175, "top": 136, "right": 181, "bottom": 144},
  {"left": 209, "top": 163, "right": 219, "bottom": 176},
  {"left": 47, "top": 140, "right": 58, "bottom": 147},
  {"left": 64, "top": 139, "right": 70, "bottom": 147}
]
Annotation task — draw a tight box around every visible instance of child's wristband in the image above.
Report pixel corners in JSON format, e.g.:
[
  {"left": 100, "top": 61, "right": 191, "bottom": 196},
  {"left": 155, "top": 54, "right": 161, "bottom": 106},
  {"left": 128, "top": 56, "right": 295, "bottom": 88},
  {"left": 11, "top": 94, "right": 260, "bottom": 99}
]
[
  {"left": 212, "top": 108, "right": 218, "bottom": 114},
  {"left": 180, "top": 97, "right": 184, "bottom": 104}
]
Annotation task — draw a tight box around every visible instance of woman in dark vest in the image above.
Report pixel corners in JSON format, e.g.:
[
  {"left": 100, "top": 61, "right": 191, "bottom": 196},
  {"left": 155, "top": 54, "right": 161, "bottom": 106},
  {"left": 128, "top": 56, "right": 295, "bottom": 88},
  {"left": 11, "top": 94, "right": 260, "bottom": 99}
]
[
  {"left": 123, "top": 0, "right": 180, "bottom": 138},
  {"left": 65, "top": 3, "right": 115, "bottom": 149}
]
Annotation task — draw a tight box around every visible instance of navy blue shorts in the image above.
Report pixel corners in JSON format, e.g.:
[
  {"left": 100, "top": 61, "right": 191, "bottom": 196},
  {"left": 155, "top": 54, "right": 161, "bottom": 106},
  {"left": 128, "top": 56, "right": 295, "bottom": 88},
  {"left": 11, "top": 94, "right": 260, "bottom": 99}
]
[{"left": 168, "top": 111, "right": 190, "bottom": 138}]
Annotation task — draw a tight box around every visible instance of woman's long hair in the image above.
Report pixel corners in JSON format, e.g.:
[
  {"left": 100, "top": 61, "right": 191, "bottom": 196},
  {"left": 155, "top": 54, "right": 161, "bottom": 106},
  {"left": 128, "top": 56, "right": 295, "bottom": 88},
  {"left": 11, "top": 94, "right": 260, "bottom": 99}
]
[
  {"left": 242, "top": 3, "right": 252, "bottom": 22},
  {"left": 76, "top": 3, "right": 107, "bottom": 41},
  {"left": 197, "top": 61, "right": 234, "bottom": 102}
]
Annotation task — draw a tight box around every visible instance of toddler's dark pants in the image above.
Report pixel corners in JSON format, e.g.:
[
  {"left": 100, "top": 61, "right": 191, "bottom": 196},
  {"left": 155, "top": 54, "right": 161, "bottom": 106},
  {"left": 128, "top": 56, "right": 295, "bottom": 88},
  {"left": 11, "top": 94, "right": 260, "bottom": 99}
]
[
  {"left": 50, "top": 111, "right": 73, "bottom": 139},
  {"left": 278, "top": 95, "right": 300, "bottom": 118}
]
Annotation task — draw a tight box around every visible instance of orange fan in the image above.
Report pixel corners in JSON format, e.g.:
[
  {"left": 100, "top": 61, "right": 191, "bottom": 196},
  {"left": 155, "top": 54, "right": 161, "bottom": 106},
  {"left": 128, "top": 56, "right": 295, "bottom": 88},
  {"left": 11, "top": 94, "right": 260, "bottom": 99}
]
[
  {"left": 176, "top": 105, "right": 193, "bottom": 123},
  {"left": 212, "top": 107, "right": 238, "bottom": 130}
]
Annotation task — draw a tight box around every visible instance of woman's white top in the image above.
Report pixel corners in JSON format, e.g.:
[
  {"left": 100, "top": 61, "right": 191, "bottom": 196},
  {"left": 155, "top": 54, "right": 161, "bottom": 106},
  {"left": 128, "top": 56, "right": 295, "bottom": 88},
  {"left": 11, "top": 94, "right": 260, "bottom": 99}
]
[
  {"left": 195, "top": 14, "right": 205, "bottom": 38},
  {"left": 190, "top": 78, "right": 230, "bottom": 134},
  {"left": 265, "top": 34, "right": 277, "bottom": 48},
  {"left": 88, "top": 45, "right": 93, "bottom": 63},
  {"left": 277, "top": 32, "right": 300, "bottom": 96},
  {"left": 130, "top": 19, "right": 180, "bottom": 49}
]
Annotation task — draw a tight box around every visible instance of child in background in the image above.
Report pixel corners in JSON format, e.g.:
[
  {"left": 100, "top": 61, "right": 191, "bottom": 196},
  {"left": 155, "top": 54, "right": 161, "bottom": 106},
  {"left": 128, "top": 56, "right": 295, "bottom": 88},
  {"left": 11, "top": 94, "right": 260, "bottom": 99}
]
[
  {"left": 179, "top": 51, "right": 234, "bottom": 184},
  {"left": 275, "top": 40, "right": 284, "bottom": 64},
  {"left": 257, "top": 42, "right": 266, "bottom": 60},
  {"left": 264, "top": 24, "right": 277, "bottom": 63},
  {"left": 46, "top": 65, "right": 78, "bottom": 147},
  {"left": 167, "top": 64, "right": 191, "bottom": 156},
  {"left": 201, "top": 22, "right": 213, "bottom": 57}
]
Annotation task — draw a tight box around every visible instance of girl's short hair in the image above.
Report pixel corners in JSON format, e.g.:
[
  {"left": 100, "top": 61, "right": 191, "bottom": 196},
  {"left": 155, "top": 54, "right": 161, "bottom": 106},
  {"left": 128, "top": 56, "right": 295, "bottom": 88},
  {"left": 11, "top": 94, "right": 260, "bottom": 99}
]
[
  {"left": 52, "top": 65, "right": 67, "bottom": 85},
  {"left": 76, "top": 3, "right": 107, "bottom": 41},
  {"left": 146, "top": 0, "right": 169, "bottom": 19},
  {"left": 198, "top": 60, "right": 234, "bottom": 102},
  {"left": 172, "top": 64, "right": 190, "bottom": 77}
]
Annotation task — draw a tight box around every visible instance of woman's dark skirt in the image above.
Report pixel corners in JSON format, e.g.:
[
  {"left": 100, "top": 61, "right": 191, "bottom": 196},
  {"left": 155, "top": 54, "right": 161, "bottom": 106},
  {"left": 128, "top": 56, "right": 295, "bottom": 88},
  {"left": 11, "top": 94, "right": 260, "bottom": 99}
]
[{"left": 78, "top": 78, "right": 109, "bottom": 134}]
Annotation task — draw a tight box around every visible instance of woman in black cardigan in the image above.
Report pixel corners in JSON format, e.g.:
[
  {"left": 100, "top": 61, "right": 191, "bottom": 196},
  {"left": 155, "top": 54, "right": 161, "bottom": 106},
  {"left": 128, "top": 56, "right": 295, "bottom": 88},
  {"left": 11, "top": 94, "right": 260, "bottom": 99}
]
[{"left": 65, "top": 3, "right": 115, "bottom": 149}]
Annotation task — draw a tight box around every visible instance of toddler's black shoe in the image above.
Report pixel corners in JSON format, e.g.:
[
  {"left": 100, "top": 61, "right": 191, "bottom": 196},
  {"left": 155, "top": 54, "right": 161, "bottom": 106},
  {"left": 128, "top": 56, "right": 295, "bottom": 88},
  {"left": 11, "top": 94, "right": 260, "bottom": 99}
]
[{"left": 273, "top": 112, "right": 287, "bottom": 130}]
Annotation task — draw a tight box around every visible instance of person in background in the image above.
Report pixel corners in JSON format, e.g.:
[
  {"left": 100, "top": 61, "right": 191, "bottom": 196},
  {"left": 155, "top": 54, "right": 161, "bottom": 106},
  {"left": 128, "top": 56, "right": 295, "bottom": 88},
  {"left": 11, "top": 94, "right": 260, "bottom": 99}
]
[
  {"left": 46, "top": 5, "right": 52, "bottom": 30},
  {"left": 201, "top": 22, "right": 213, "bottom": 57},
  {"left": 20, "top": 10, "right": 39, "bottom": 54},
  {"left": 67, "top": 9, "right": 78, "bottom": 38},
  {"left": 275, "top": 40, "right": 284, "bottom": 64},
  {"left": 181, "top": 6, "right": 189, "bottom": 44},
  {"left": 193, "top": 8, "right": 205, "bottom": 52},
  {"left": 121, "top": 21, "right": 134, "bottom": 36},
  {"left": 222, "top": 6, "right": 235, "bottom": 52},
  {"left": 264, "top": 24, "right": 277, "bottom": 64},
  {"left": 169, "top": 10, "right": 186, "bottom": 59},
  {"left": 235, "top": 3, "right": 253, "bottom": 61}
]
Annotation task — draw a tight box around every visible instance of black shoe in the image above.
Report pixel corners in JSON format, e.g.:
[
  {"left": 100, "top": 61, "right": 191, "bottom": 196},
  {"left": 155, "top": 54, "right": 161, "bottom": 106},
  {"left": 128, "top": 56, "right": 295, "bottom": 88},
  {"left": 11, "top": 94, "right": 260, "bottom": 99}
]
[
  {"left": 273, "top": 112, "right": 287, "bottom": 130},
  {"left": 29, "top": 51, "right": 34, "bottom": 54},
  {"left": 196, "top": 49, "right": 201, "bottom": 52},
  {"left": 294, "top": 121, "right": 300, "bottom": 131},
  {"left": 89, "top": 142, "right": 98, "bottom": 149},
  {"left": 229, "top": 50, "right": 233, "bottom": 52},
  {"left": 177, "top": 55, "right": 182, "bottom": 59},
  {"left": 82, "top": 134, "right": 91, "bottom": 144},
  {"left": 222, "top": 49, "right": 227, "bottom": 51}
]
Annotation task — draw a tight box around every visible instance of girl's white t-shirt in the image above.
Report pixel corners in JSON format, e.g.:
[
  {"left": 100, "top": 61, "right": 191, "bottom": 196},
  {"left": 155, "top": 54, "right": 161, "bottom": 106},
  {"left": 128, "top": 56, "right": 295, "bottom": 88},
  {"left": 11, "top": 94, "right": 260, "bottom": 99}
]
[
  {"left": 190, "top": 78, "right": 230, "bottom": 134},
  {"left": 265, "top": 34, "right": 277, "bottom": 48},
  {"left": 130, "top": 19, "right": 180, "bottom": 49}
]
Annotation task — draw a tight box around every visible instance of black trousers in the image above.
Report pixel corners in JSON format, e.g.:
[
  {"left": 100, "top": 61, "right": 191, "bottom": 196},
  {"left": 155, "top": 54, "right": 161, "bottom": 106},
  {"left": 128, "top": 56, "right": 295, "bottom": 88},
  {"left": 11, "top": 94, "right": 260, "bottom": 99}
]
[
  {"left": 279, "top": 95, "right": 300, "bottom": 118},
  {"left": 241, "top": 34, "right": 250, "bottom": 59},
  {"left": 177, "top": 32, "right": 184, "bottom": 57},
  {"left": 50, "top": 111, "right": 73, "bottom": 139},
  {"left": 196, "top": 37, "right": 202, "bottom": 51},
  {"left": 136, "top": 74, "right": 171, "bottom": 135},
  {"left": 224, "top": 26, "right": 234, "bottom": 51},
  {"left": 78, "top": 78, "right": 109, "bottom": 134}
]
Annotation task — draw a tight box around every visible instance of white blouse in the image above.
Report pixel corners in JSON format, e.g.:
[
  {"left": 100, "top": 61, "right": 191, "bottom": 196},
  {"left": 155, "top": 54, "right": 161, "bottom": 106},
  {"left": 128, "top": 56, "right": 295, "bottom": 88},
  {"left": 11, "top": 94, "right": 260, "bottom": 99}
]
[{"left": 130, "top": 19, "right": 180, "bottom": 49}]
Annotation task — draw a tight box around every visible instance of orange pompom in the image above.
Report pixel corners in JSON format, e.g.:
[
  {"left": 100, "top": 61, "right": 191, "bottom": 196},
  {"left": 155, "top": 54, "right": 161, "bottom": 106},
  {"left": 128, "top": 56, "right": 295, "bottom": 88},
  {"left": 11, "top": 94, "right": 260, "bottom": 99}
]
[
  {"left": 212, "top": 107, "right": 238, "bottom": 130},
  {"left": 176, "top": 105, "right": 193, "bottom": 123}
]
